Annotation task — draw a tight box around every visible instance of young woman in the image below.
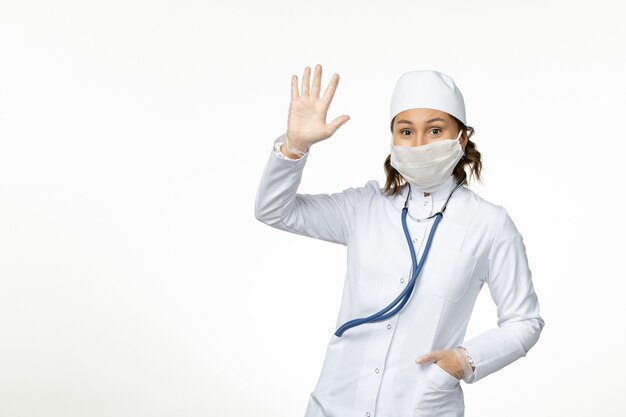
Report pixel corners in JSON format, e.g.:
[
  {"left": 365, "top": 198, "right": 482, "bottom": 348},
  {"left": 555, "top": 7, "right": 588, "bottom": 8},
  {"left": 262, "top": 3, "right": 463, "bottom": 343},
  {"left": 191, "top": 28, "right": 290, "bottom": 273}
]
[{"left": 255, "top": 64, "right": 545, "bottom": 417}]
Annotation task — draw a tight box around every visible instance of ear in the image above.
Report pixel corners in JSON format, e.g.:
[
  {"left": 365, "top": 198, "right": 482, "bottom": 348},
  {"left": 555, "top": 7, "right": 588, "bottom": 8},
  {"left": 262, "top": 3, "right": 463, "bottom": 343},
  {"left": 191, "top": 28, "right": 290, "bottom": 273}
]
[{"left": 460, "top": 130, "right": 468, "bottom": 152}]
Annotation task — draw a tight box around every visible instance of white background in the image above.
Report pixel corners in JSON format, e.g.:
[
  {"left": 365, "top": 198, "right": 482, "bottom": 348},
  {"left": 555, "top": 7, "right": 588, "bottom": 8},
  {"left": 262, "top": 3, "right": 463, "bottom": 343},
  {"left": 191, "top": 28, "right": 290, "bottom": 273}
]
[{"left": 1, "top": 0, "right": 624, "bottom": 416}]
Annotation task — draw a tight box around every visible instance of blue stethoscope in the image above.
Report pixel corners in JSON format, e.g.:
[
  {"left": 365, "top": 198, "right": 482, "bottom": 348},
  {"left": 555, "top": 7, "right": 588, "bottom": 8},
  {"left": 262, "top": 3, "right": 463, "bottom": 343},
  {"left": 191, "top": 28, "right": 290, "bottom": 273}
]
[{"left": 334, "top": 177, "right": 465, "bottom": 337}]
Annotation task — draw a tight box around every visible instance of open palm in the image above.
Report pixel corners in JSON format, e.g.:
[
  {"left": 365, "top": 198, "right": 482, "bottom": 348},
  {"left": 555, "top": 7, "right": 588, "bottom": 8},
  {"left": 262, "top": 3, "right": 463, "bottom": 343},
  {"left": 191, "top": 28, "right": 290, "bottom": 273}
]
[{"left": 285, "top": 64, "right": 350, "bottom": 154}]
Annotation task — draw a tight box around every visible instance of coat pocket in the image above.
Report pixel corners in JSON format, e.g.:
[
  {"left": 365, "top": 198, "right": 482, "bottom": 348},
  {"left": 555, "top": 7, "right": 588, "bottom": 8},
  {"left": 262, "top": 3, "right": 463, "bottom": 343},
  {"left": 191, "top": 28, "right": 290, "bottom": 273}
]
[
  {"left": 413, "top": 363, "right": 464, "bottom": 417},
  {"left": 420, "top": 248, "right": 478, "bottom": 302},
  {"left": 429, "top": 361, "right": 461, "bottom": 390}
]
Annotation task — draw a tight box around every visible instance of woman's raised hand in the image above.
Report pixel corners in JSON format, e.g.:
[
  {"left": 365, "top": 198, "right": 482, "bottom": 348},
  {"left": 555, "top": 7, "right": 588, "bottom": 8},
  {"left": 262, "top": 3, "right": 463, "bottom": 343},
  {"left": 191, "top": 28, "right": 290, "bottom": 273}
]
[{"left": 283, "top": 64, "right": 350, "bottom": 156}]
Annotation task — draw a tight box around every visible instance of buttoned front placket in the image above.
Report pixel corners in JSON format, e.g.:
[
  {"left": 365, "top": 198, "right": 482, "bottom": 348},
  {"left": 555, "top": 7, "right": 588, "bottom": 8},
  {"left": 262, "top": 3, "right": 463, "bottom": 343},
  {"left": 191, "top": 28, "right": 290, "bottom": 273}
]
[
  {"left": 360, "top": 311, "right": 397, "bottom": 417},
  {"left": 364, "top": 191, "right": 435, "bottom": 417},
  {"left": 362, "top": 315, "right": 401, "bottom": 417}
]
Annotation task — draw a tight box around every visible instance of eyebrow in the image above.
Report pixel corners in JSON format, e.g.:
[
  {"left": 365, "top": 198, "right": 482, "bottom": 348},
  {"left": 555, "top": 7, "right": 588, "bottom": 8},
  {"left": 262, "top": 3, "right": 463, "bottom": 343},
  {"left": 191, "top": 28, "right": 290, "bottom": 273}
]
[{"left": 396, "top": 117, "right": 448, "bottom": 125}]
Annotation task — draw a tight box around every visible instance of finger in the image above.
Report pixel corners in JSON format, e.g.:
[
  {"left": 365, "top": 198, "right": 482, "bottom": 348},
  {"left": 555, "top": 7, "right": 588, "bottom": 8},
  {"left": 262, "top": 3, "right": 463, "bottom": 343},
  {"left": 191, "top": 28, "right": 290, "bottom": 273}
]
[
  {"left": 311, "top": 64, "right": 322, "bottom": 98},
  {"left": 322, "top": 73, "right": 339, "bottom": 104},
  {"left": 291, "top": 74, "right": 299, "bottom": 99},
  {"left": 415, "top": 353, "right": 432, "bottom": 364},
  {"left": 328, "top": 115, "right": 350, "bottom": 133},
  {"left": 416, "top": 350, "right": 440, "bottom": 364},
  {"left": 301, "top": 66, "right": 311, "bottom": 96}
]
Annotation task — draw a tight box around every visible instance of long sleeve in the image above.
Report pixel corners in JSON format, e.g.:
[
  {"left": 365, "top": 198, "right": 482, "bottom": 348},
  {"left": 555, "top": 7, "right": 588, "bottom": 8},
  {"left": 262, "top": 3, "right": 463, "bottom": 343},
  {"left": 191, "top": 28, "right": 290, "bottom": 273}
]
[
  {"left": 457, "top": 207, "right": 545, "bottom": 384},
  {"left": 254, "top": 133, "right": 378, "bottom": 246}
]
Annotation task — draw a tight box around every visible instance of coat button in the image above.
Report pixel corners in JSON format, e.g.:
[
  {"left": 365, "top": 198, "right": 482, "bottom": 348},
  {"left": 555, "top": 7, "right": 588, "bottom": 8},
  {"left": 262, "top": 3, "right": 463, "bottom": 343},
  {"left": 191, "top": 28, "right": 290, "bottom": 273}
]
[
  {"left": 366, "top": 412, "right": 371, "bottom": 417},
  {"left": 375, "top": 368, "right": 380, "bottom": 374},
  {"left": 400, "top": 278, "right": 405, "bottom": 284},
  {"left": 387, "top": 324, "right": 392, "bottom": 330},
  {"left": 424, "top": 201, "right": 428, "bottom": 206}
]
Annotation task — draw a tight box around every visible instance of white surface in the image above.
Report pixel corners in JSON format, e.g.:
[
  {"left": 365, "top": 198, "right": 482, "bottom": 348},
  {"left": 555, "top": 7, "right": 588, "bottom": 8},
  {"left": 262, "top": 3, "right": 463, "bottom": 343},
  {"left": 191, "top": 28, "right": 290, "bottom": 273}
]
[{"left": 0, "top": 0, "right": 624, "bottom": 416}]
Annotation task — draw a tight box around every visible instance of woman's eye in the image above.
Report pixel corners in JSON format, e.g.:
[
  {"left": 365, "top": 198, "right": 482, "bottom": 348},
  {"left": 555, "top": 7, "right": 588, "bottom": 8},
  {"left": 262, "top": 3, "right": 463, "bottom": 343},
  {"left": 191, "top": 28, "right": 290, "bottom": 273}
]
[
  {"left": 430, "top": 128, "right": 442, "bottom": 135},
  {"left": 400, "top": 129, "right": 411, "bottom": 136}
]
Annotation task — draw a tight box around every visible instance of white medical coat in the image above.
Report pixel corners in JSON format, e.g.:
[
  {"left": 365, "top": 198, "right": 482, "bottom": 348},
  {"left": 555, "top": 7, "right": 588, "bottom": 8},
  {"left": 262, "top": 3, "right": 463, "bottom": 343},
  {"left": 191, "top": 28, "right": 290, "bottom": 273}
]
[{"left": 254, "top": 135, "right": 545, "bottom": 417}]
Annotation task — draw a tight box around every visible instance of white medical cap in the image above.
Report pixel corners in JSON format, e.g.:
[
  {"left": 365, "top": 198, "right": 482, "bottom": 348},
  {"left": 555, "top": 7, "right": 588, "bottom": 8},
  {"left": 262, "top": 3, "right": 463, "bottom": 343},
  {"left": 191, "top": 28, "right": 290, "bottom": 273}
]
[{"left": 389, "top": 70, "right": 467, "bottom": 127}]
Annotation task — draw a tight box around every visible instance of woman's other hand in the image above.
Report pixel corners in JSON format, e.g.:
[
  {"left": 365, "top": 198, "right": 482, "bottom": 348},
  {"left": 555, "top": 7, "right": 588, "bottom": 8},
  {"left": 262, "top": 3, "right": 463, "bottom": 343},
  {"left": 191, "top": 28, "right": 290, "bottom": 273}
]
[
  {"left": 283, "top": 64, "right": 350, "bottom": 156},
  {"left": 415, "top": 348, "right": 474, "bottom": 380}
]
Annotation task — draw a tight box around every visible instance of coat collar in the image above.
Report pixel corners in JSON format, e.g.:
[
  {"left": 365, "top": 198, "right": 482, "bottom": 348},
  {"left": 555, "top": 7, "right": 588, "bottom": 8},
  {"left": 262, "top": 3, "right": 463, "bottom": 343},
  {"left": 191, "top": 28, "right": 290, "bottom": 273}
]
[{"left": 393, "top": 175, "right": 462, "bottom": 211}]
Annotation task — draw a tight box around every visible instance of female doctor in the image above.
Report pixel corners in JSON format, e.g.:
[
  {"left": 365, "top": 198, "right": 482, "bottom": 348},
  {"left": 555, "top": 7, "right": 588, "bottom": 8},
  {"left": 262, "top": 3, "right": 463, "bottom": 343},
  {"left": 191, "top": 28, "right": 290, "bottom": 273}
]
[{"left": 255, "top": 64, "right": 545, "bottom": 417}]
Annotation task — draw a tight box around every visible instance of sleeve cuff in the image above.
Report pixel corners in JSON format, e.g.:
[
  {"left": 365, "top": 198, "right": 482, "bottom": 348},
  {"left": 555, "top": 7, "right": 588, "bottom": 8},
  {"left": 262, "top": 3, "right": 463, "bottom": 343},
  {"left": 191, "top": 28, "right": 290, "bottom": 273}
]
[
  {"left": 457, "top": 344, "right": 476, "bottom": 383},
  {"left": 273, "top": 133, "right": 309, "bottom": 160}
]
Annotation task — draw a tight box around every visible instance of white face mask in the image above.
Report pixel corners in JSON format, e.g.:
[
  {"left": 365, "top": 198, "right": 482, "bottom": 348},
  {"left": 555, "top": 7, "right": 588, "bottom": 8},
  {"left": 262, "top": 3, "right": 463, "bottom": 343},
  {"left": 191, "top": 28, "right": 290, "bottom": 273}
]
[{"left": 390, "top": 129, "right": 464, "bottom": 193}]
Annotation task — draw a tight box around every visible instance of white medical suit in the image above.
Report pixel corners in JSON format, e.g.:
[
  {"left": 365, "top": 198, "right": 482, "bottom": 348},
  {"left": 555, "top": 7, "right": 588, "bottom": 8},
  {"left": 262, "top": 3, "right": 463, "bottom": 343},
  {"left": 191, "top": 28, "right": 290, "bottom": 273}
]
[{"left": 254, "top": 135, "right": 545, "bottom": 417}]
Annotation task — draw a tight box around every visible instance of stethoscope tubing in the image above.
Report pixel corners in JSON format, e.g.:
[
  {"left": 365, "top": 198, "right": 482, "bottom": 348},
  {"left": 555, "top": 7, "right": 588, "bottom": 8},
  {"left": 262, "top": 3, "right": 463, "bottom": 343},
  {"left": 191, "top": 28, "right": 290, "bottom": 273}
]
[
  {"left": 334, "top": 209, "right": 443, "bottom": 337},
  {"left": 334, "top": 177, "right": 465, "bottom": 337}
]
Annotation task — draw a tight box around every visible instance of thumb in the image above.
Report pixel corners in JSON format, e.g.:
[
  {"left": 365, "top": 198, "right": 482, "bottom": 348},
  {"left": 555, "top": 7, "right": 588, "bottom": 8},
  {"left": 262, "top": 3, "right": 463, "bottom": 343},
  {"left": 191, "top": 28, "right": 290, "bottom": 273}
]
[
  {"left": 328, "top": 115, "right": 350, "bottom": 134},
  {"left": 415, "top": 350, "right": 441, "bottom": 364}
]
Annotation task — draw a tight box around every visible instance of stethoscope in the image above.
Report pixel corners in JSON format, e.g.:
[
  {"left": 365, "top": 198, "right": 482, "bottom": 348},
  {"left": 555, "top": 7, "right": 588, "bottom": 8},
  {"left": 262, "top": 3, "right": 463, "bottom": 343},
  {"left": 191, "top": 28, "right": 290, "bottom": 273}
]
[{"left": 334, "top": 175, "right": 466, "bottom": 337}]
